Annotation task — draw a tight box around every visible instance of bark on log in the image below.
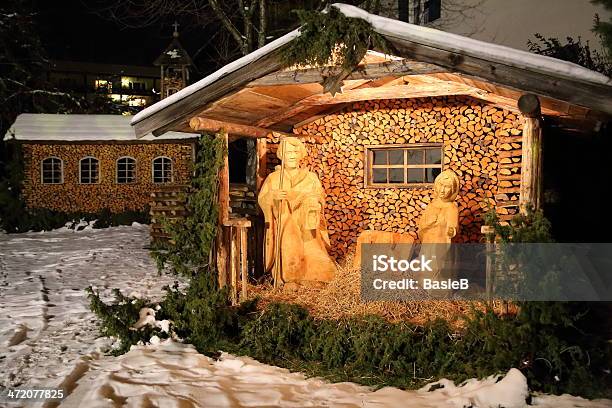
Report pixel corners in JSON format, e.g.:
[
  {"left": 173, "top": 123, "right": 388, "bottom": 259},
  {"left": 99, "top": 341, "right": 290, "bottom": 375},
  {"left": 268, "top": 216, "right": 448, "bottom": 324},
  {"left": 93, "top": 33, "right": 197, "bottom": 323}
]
[
  {"left": 216, "top": 130, "right": 230, "bottom": 288},
  {"left": 518, "top": 94, "right": 543, "bottom": 213}
]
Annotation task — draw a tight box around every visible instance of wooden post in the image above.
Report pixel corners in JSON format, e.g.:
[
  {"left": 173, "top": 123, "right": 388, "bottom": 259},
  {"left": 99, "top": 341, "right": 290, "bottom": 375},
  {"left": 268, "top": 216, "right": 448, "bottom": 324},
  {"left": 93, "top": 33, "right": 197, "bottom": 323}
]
[
  {"left": 240, "top": 225, "right": 248, "bottom": 301},
  {"left": 223, "top": 218, "right": 251, "bottom": 305},
  {"left": 481, "top": 225, "right": 495, "bottom": 306},
  {"left": 518, "top": 94, "right": 543, "bottom": 214},
  {"left": 254, "top": 138, "right": 267, "bottom": 279},
  {"left": 216, "top": 130, "right": 230, "bottom": 288},
  {"left": 230, "top": 226, "right": 238, "bottom": 305}
]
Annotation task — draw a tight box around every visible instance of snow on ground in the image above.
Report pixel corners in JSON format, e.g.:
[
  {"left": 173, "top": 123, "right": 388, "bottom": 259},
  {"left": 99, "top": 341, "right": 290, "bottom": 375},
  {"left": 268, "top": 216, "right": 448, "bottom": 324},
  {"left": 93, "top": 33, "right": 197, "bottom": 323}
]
[
  {"left": 1, "top": 225, "right": 611, "bottom": 407},
  {"left": 0, "top": 223, "right": 180, "bottom": 406},
  {"left": 62, "top": 341, "right": 612, "bottom": 408}
]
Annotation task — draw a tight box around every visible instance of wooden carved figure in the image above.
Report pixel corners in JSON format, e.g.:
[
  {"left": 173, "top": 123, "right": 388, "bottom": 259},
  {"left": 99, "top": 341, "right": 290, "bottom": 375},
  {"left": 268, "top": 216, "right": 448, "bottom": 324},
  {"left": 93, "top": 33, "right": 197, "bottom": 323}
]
[
  {"left": 418, "top": 169, "right": 460, "bottom": 244},
  {"left": 258, "top": 137, "right": 336, "bottom": 287},
  {"left": 418, "top": 170, "right": 460, "bottom": 291}
]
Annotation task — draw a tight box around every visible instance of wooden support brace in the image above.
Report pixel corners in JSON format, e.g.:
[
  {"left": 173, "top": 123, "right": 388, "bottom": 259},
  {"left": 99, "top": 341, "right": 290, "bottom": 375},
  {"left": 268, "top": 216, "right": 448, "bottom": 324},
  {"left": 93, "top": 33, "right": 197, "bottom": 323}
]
[
  {"left": 223, "top": 218, "right": 252, "bottom": 305},
  {"left": 518, "top": 94, "right": 543, "bottom": 214}
]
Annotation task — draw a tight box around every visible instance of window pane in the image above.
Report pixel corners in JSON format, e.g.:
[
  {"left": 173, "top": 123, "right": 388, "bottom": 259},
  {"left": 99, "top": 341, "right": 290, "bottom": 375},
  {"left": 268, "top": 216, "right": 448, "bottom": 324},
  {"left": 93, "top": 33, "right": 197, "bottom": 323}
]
[
  {"left": 372, "top": 150, "right": 387, "bottom": 165},
  {"left": 389, "top": 168, "right": 404, "bottom": 183},
  {"left": 372, "top": 168, "right": 387, "bottom": 183},
  {"left": 407, "top": 168, "right": 424, "bottom": 183},
  {"left": 42, "top": 158, "right": 62, "bottom": 183},
  {"left": 388, "top": 150, "right": 404, "bottom": 165},
  {"left": 80, "top": 158, "right": 99, "bottom": 183},
  {"left": 426, "top": 167, "right": 442, "bottom": 183},
  {"left": 425, "top": 148, "right": 442, "bottom": 164},
  {"left": 407, "top": 149, "right": 424, "bottom": 165}
]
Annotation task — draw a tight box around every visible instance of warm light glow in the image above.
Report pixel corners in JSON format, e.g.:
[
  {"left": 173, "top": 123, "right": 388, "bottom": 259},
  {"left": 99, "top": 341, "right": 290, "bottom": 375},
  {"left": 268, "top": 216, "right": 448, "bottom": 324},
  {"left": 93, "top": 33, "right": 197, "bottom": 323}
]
[
  {"left": 121, "top": 76, "right": 130, "bottom": 87},
  {"left": 95, "top": 79, "right": 111, "bottom": 93},
  {"left": 128, "top": 98, "right": 147, "bottom": 107}
]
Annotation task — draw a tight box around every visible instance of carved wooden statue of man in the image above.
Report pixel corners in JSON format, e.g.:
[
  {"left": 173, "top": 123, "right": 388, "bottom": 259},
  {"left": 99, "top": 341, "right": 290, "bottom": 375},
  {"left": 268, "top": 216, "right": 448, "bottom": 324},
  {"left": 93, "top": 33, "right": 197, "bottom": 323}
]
[{"left": 258, "top": 137, "right": 336, "bottom": 286}]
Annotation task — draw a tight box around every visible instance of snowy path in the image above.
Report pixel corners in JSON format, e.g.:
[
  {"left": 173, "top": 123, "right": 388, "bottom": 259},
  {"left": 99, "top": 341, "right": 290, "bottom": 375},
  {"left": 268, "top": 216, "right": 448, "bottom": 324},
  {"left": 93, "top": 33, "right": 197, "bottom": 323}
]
[
  {"left": 1, "top": 225, "right": 610, "bottom": 408},
  {"left": 0, "top": 224, "right": 179, "bottom": 406}
]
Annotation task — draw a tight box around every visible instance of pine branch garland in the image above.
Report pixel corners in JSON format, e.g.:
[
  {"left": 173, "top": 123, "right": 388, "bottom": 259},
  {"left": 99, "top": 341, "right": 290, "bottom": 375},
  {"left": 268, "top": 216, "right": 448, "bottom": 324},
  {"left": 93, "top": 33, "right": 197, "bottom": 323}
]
[{"left": 281, "top": 6, "right": 390, "bottom": 94}]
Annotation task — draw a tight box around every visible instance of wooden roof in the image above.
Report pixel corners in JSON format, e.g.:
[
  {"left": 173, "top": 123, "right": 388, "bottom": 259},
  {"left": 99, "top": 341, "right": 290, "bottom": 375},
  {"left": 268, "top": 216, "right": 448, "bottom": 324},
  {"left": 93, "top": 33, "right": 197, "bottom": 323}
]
[{"left": 132, "top": 4, "right": 612, "bottom": 139}]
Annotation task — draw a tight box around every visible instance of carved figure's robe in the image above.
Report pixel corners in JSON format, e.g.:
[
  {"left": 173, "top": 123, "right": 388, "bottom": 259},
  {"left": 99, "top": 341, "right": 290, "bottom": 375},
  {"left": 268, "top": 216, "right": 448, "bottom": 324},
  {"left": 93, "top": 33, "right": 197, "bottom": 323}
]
[
  {"left": 418, "top": 200, "right": 459, "bottom": 292},
  {"left": 258, "top": 166, "right": 336, "bottom": 284}
]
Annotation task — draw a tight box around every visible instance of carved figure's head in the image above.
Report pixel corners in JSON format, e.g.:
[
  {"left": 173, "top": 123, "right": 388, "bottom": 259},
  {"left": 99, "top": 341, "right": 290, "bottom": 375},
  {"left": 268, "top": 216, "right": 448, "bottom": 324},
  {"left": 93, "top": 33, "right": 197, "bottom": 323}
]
[
  {"left": 433, "top": 169, "right": 460, "bottom": 202},
  {"left": 277, "top": 137, "right": 307, "bottom": 169}
]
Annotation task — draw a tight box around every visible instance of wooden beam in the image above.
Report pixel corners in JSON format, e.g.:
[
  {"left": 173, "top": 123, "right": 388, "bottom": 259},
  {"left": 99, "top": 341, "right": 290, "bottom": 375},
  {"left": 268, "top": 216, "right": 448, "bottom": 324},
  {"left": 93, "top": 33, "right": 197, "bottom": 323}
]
[
  {"left": 292, "top": 104, "right": 352, "bottom": 129},
  {"left": 387, "top": 38, "right": 612, "bottom": 115},
  {"left": 189, "top": 117, "right": 291, "bottom": 138},
  {"left": 256, "top": 79, "right": 379, "bottom": 127},
  {"left": 299, "top": 83, "right": 476, "bottom": 105},
  {"left": 249, "top": 59, "right": 448, "bottom": 86},
  {"left": 518, "top": 94, "right": 543, "bottom": 214}
]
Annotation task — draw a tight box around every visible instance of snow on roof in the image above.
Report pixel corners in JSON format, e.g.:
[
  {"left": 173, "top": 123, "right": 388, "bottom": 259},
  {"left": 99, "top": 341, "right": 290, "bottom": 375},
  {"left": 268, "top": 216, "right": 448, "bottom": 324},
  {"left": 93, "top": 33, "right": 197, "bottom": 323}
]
[
  {"left": 336, "top": 3, "right": 611, "bottom": 86},
  {"left": 4, "top": 114, "right": 196, "bottom": 142},
  {"left": 131, "top": 3, "right": 611, "bottom": 127}
]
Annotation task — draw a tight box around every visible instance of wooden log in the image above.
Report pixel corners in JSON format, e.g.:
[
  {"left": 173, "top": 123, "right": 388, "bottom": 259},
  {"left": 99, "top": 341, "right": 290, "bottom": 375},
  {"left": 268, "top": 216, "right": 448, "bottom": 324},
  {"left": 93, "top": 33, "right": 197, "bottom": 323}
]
[
  {"left": 217, "top": 130, "right": 230, "bottom": 288},
  {"left": 189, "top": 117, "right": 291, "bottom": 139},
  {"left": 518, "top": 94, "right": 543, "bottom": 214},
  {"left": 230, "top": 226, "right": 238, "bottom": 305}
]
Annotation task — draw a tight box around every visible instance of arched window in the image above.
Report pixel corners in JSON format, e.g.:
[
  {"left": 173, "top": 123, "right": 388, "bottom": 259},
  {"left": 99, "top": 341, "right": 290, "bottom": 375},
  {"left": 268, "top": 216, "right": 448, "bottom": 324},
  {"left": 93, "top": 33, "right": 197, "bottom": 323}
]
[
  {"left": 152, "top": 156, "right": 172, "bottom": 183},
  {"left": 41, "top": 157, "right": 63, "bottom": 184},
  {"left": 79, "top": 157, "right": 100, "bottom": 184},
  {"left": 116, "top": 156, "right": 136, "bottom": 184}
]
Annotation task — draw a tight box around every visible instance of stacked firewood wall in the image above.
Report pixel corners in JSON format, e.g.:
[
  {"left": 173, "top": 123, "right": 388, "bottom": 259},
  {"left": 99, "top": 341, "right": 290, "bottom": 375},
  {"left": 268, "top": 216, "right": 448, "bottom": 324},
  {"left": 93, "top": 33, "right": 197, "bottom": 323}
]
[
  {"left": 22, "top": 142, "right": 194, "bottom": 213},
  {"left": 149, "top": 185, "right": 189, "bottom": 242},
  {"left": 266, "top": 96, "right": 523, "bottom": 261}
]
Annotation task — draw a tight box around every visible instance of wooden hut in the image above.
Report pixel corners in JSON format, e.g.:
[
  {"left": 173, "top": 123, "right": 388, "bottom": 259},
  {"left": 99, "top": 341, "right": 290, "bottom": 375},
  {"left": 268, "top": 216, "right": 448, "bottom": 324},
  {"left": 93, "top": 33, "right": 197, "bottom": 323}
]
[
  {"left": 130, "top": 4, "right": 612, "bottom": 288},
  {"left": 4, "top": 114, "right": 197, "bottom": 215}
]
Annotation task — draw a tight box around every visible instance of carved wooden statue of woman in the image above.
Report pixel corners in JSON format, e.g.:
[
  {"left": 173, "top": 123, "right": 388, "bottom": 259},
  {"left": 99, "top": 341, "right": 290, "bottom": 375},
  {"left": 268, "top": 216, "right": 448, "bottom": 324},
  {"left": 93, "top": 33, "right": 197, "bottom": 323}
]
[
  {"left": 418, "top": 170, "right": 460, "bottom": 292},
  {"left": 258, "top": 137, "right": 336, "bottom": 287},
  {"left": 418, "top": 169, "right": 460, "bottom": 244}
]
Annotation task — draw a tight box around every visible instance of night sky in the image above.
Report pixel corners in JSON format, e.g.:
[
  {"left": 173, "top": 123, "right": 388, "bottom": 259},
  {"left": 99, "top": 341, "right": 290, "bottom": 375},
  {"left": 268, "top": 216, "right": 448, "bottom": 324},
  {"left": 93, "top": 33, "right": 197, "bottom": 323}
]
[{"left": 33, "top": 0, "right": 213, "bottom": 72}]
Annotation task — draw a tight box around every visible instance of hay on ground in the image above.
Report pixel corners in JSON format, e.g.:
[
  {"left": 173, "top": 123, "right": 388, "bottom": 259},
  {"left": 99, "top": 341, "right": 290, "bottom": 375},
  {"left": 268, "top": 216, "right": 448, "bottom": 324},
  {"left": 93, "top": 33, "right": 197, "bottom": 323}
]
[{"left": 247, "top": 252, "right": 516, "bottom": 329}]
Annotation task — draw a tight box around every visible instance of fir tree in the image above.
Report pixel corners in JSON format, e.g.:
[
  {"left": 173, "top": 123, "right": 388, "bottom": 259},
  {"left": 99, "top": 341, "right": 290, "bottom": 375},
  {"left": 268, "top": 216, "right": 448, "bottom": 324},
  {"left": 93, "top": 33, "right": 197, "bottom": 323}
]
[{"left": 592, "top": 0, "right": 612, "bottom": 56}]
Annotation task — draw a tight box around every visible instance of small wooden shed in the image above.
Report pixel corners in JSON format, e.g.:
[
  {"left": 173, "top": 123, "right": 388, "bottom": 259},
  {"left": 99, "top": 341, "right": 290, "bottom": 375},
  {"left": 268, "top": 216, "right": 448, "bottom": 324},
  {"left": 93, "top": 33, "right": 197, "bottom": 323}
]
[{"left": 130, "top": 4, "right": 612, "bottom": 286}]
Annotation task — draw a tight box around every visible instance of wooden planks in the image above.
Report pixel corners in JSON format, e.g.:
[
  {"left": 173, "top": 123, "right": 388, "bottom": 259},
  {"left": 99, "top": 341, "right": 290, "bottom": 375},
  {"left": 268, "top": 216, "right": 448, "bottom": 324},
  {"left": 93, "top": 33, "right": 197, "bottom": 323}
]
[
  {"left": 249, "top": 59, "right": 448, "bottom": 86},
  {"left": 299, "top": 83, "right": 476, "bottom": 105}
]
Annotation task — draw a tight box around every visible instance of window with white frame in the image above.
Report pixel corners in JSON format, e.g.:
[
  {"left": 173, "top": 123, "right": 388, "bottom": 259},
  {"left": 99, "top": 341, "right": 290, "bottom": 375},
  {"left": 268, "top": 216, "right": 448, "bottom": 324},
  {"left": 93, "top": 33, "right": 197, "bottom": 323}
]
[
  {"left": 116, "top": 156, "right": 136, "bottom": 183},
  {"left": 41, "top": 157, "right": 63, "bottom": 184},
  {"left": 79, "top": 157, "right": 100, "bottom": 184},
  {"left": 365, "top": 144, "right": 443, "bottom": 187},
  {"left": 152, "top": 156, "right": 172, "bottom": 183}
]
